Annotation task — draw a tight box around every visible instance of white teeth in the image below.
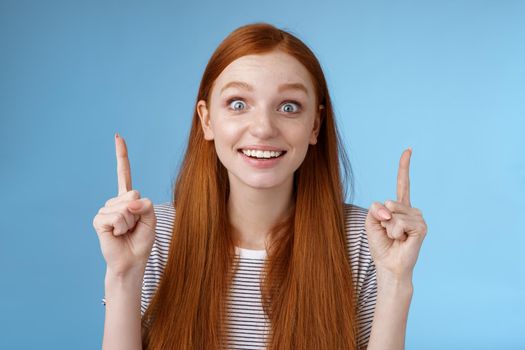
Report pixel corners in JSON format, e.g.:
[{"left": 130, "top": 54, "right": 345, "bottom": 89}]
[{"left": 241, "top": 149, "right": 283, "bottom": 159}]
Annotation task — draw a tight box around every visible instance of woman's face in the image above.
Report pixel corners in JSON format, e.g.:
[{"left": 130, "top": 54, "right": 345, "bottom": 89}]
[{"left": 197, "top": 50, "right": 322, "bottom": 191}]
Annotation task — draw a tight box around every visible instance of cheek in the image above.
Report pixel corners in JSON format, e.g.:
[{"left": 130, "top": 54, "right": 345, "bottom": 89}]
[
  {"left": 211, "top": 119, "right": 245, "bottom": 154},
  {"left": 212, "top": 119, "right": 239, "bottom": 140},
  {"left": 284, "top": 121, "right": 314, "bottom": 146},
  {"left": 275, "top": 124, "right": 313, "bottom": 166}
]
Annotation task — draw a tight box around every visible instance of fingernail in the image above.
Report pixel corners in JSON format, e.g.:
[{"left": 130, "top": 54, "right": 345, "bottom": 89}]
[
  {"left": 115, "top": 132, "right": 119, "bottom": 139},
  {"left": 379, "top": 208, "right": 391, "bottom": 220}
]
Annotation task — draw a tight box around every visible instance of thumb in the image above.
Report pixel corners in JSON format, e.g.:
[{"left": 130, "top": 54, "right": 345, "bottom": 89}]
[
  {"left": 365, "top": 202, "right": 392, "bottom": 240},
  {"left": 128, "top": 198, "right": 156, "bottom": 228},
  {"left": 368, "top": 201, "right": 392, "bottom": 224},
  {"left": 365, "top": 202, "right": 393, "bottom": 259}
]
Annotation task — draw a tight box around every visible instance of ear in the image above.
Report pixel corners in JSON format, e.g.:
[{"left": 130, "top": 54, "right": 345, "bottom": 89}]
[
  {"left": 309, "top": 104, "right": 324, "bottom": 145},
  {"left": 197, "top": 100, "right": 214, "bottom": 141}
]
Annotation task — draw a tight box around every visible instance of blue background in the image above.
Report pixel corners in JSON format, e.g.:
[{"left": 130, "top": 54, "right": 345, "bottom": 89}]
[{"left": 1, "top": 0, "right": 523, "bottom": 348}]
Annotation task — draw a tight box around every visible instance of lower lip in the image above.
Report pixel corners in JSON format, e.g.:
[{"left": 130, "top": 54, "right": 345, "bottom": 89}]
[{"left": 238, "top": 151, "right": 285, "bottom": 169}]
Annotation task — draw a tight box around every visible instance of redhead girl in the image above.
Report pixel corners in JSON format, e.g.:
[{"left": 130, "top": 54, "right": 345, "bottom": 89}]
[{"left": 93, "top": 22, "right": 428, "bottom": 349}]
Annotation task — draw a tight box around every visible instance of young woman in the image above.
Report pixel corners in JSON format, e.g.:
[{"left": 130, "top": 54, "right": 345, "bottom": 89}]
[{"left": 93, "top": 22, "right": 428, "bottom": 350}]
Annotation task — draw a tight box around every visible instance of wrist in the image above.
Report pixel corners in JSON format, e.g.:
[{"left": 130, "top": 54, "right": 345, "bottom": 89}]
[
  {"left": 376, "top": 267, "right": 414, "bottom": 294},
  {"left": 106, "top": 262, "right": 146, "bottom": 279},
  {"left": 105, "top": 265, "right": 145, "bottom": 290}
]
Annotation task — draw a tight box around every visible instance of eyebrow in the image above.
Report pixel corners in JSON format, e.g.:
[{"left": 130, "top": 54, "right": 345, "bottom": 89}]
[{"left": 220, "top": 81, "right": 309, "bottom": 96}]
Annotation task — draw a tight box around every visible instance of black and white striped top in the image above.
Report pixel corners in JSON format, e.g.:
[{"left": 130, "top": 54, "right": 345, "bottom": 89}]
[{"left": 109, "top": 202, "right": 377, "bottom": 349}]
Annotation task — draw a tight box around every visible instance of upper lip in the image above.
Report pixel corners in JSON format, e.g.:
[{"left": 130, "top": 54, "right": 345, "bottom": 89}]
[{"left": 238, "top": 145, "right": 286, "bottom": 152}]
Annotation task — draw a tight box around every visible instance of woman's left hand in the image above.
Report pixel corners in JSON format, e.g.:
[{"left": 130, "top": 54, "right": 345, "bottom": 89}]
[{"left": 365, "top": 148, "right": 428, "bottom": 280}]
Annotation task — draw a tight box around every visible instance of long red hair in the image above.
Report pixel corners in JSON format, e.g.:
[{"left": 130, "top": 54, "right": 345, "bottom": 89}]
[{"left": 141, "top": 22, "right": 357, "bottom": 349}]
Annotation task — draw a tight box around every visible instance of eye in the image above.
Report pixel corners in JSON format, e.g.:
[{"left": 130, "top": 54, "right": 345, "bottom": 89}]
[
  {"left": 227, "top": 98, "right": 247, "bottom": 112},
  {"left": 226, "top": 97, "right": 302, "bottom": 114},
  {"left": 280, "top": 101, "right": 302, "bottom": 114}
]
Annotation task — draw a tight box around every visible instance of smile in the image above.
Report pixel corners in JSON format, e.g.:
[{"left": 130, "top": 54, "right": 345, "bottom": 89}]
[
  {"left": 237, "top": 149, "right": 287, "bottom": 168},
  {"left": 240, "top": 149, "right": 286, "bottom": 159}
]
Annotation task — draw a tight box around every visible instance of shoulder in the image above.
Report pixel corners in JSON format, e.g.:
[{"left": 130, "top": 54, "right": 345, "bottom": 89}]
[
  {"left": 342, "top": 202, "right": 369, "bottom": 261},
  {"left": 343, "top": 202, "right": 368, "bottom": 230},
  {"left": 151, "top": 202, "right": 176, "bottom": 261},
  {"left": 149, "top": 201, "right": 176, "bottom": 263},
  {"left": 154, "top": 202, "right": 176, "bottom": 228}
]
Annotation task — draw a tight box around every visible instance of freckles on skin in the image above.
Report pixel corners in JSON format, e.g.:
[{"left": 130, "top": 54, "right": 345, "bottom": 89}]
[
  {"left": 210, "top": 53, "right": 318, "bottom": 114},
  {"left": 199, "top": 52, "right": 323, "bottom": 190},
  {"left": 208, "top": 98, "right": 317, "bottom": 152}
]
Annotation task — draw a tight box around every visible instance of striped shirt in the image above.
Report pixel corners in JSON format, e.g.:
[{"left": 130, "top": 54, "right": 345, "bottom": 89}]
[{"left": 105, "top": 202, "right": 377, "bottom": 349}]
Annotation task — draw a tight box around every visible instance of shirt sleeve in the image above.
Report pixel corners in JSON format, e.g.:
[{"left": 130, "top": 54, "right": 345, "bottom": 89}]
[
  {"left": 140, "top": 203, "right": 175, "bottom": 317},
  {"left": 356, "top": 252, "right": 377, "bottom": 349},
  {"left": 345, "top": 203, "right": 377, "bottom": 349}
]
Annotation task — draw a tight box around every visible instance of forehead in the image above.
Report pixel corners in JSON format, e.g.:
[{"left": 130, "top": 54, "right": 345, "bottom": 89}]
[{"left": 212, "top": 51, "right": 315, "bottom": 95}]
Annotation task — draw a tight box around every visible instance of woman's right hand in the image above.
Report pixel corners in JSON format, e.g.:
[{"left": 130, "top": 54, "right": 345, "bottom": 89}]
[{"left": 92, "top": 133, "right": 157, "bottom": 276}]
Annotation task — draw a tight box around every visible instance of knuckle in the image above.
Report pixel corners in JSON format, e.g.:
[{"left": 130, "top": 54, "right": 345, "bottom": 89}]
[
  {"left": 384, "top": 199, "right": 394, "bottom": 208},
  {"left": 370, "top": 201, "right": 381, "bottom": 211},
  {"left": 131, "top": 189, "right": 141, "bottom": 198},
  {"left": 105, "top": 197, "right": 117, "bottom": 207},
  {"left": 99, "top": 206, "right": 111, "bottom": 215},
  {"left": 114, "top": 216, "right": 127, "bottom": 233},
  {"left": 114, "top": 212, "right": 126, "bottom": 225},
  {"left": 413, "top": 207, "right": 422, "bottom": 216}
]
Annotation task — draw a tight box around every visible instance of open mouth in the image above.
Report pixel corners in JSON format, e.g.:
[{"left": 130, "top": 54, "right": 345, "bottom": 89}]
[{"left": 238, "top": 149, "right": 287, "bottom": 160}]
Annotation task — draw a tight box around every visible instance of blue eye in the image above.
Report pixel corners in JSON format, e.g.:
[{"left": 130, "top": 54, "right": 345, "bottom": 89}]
[
  {"left": 280, "top": 101, "right": 301, "bottom": 113},
  {"left": 226, "top": 98, "right": 302, "bottom": 114},
  {"left": 227, "top": 98, "right": 247, "bottom": 111}
]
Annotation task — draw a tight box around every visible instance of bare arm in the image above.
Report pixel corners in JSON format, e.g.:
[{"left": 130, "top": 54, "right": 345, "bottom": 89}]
[
  {"left": 102, "top": 267, "right": 144, "bottom": 350},
  {"left": 364, "top": 148, "right": 428, "bottom": 350},
  {"left": 365, "top": 271, "right": 413, "bottom": 350},
  {"left": 93, "top": 134, "right": 157, "bottom": 350}
]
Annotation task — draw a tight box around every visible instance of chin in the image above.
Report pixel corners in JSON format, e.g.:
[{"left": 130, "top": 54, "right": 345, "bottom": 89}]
[
  {"left": 246, "top": 181, "right": 282, "bottom": 190},
  {"left": 232, "top": 172, "right": 289, "bottom": 190},
  {"left": 245, "top": 177, "right": 285, "bottom": 190}
]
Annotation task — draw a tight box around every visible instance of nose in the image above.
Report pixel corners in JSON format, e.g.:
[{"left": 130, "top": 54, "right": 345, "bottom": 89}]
[{"left": 249, "top": 107, "right": 278, "bottom": 139}]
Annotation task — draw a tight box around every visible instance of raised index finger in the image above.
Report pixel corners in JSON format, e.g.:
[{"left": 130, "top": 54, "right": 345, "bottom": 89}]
[
  {"left": 115, "top": 133, "right": 132, "bottom": 195},
  {"left": 396, "top": 147, "right": 412, "bottom": 207}
]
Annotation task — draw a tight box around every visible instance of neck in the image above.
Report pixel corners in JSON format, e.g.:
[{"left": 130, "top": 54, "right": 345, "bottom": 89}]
[{"left": 227, "top": 175, "right": 294, "bottom": 250}]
